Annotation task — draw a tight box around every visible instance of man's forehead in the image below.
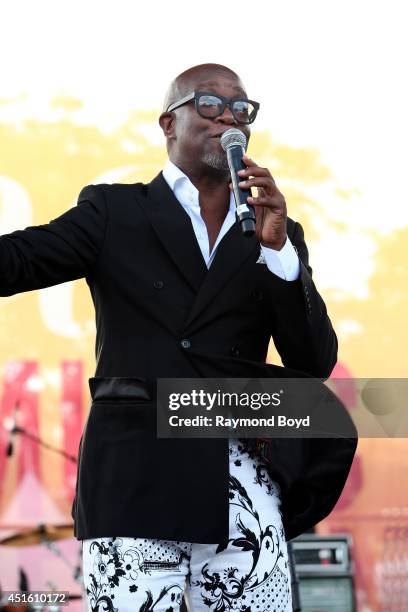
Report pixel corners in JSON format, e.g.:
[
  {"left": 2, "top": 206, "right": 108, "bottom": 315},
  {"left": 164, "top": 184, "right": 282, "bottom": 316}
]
[
  {"left": 193, "top": 78, "right": 246, "bottom": 95},
  {"left": 163, "top": 64, "right": 247, "bottom": 111},
  {"left": 179, "top": 66, "right": 246, "bottom": 94}
]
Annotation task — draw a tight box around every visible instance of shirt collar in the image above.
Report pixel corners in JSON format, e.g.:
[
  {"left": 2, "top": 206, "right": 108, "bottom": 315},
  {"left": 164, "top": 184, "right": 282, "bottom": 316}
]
[
  {"left": 162, "top": 158, "right": 236, "bottom": 213},
  {"left": 162, "top": 159, "right": 192, "bottom": 191}
]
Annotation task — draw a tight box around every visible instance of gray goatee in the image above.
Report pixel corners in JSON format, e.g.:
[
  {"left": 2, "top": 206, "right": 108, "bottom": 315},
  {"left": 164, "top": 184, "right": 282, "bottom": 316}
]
[{"left": 201, "top": 151, "right": 230, "bottom": 172}]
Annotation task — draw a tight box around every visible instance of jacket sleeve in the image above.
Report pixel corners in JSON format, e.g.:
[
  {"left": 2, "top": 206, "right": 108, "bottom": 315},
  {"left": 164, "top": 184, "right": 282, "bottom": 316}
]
[
  {"left": 0, "top": 185, "right": 107, "bottom": 297},
  {"left": 266, "top": 221, "right": 338, "bottom": 379}
]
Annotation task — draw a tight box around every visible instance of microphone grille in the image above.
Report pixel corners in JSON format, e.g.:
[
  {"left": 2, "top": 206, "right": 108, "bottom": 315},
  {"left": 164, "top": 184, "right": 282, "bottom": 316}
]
[{"left": 220, "top": 128, "right": 247, "bottom": 152}]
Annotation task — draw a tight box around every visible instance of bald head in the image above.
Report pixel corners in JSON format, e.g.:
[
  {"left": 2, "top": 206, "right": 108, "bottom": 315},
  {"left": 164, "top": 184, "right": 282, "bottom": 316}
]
[
  {"left": 159, "top": 63, "right": 251, "bottom": 177},
  {"left": 162, "top": 63, "right": 246, "bottom": 111}
]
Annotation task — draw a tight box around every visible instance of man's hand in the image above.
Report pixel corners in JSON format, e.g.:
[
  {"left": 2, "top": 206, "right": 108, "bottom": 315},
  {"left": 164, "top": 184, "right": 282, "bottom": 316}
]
[{"left": 237, "top": 154, "right": 287, "bottom": 250}]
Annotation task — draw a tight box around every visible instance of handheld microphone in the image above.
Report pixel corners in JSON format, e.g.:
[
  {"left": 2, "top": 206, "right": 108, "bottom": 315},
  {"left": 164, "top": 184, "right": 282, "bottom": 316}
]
[
  {"left": 6, "top": 402, "right": 19, "bottom": 457},
  {"left": 220, "top": 128, "right": 256, "bottom": 236}
]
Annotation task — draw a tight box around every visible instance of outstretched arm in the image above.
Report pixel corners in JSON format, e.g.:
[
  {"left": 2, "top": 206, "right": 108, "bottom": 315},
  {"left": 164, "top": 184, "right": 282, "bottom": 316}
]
[{"left": 0, "top": 185, "right": 107, "bottom": 296}]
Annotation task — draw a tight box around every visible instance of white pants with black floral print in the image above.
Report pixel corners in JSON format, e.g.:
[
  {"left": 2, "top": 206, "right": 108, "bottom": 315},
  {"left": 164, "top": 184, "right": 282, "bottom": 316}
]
[{"left": 82, "top": 438, "right": 292, "bottom": 612}]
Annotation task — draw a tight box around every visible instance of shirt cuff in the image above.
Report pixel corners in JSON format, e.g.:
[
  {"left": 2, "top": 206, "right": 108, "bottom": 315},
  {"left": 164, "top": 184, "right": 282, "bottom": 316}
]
[{"left": 261, "top": 237, "right": 300, "bottom": 281}]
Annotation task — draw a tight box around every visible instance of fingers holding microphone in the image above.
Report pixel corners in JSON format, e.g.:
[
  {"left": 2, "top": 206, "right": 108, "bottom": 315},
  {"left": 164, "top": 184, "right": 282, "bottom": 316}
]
[{"left": 238, "top": 154, "right": 288, "bottom": 250}]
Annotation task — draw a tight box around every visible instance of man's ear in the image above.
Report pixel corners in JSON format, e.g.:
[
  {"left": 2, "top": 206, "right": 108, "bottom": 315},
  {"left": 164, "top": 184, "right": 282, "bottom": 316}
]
[{"left": 159, "top": 112, "right": 176, "bottom": 140}]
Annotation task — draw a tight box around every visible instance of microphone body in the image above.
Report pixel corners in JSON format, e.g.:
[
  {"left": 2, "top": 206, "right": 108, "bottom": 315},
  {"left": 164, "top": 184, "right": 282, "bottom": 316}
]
[{"left": 221, "top": 129, "right": 256, "bottom": 236}]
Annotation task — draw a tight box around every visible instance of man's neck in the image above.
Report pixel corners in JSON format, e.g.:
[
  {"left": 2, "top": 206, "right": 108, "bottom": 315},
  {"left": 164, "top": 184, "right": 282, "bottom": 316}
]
[
  {"left": 168, "top": 159, "right": 231, "bottom": 253},
  {"left": 197, "top": 181, "right": 231, "bottom": 254},
  {"left": 169, "top": 159, "right": 231, "bottom": 216}
]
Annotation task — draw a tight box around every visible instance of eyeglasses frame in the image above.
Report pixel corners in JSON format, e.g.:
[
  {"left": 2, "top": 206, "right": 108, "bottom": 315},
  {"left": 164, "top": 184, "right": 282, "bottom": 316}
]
[{"left": 166, "top": 91, "right": 260, "bottom": 124}]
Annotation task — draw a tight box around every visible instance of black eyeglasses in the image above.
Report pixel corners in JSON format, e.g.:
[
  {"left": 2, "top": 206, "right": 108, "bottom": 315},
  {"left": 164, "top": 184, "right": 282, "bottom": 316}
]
[{"left": 166, "top": 91, "right": 260, "bottom": 125}]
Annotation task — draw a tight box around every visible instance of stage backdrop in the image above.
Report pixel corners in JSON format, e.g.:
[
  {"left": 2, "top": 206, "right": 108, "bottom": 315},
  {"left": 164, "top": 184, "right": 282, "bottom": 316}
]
[{"left": 0, "top": 99, "right": 407, "bottom": 610}]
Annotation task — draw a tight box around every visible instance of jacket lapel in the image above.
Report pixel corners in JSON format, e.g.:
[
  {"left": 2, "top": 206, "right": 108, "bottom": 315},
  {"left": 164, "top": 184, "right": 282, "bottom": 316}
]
[
  {"left": 138, "top": 173, "right": 207, "bottom": 292},
  {"left": 138, "top": 171, "right": 259, "bottom": 326},
  {"left": 184, "top": 222, "right": 259, "bottom": 330}
]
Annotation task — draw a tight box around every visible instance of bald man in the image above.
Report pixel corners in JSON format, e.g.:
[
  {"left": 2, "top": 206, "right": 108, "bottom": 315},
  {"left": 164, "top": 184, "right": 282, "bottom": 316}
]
[
  {"left": 160, "top": 64, "right": 288, "bottom": 253},
  {"left": 0, "top": 63, "right": 356, "bottom": 611}
]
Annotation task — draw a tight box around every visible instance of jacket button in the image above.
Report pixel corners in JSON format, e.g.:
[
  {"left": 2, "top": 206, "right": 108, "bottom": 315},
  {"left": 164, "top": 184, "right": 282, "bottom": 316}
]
[
  {"left": 153, "top": 280, "right": 164, "bottom": 289},
  {"left": 181, "top": 339, "right": 191, "bottom": 349},
  {"left": 231, "top": 345, "right": 240, "bottom": 357},
  {"left": 251, "top": 290, "right": 264, "bottom": 302}
]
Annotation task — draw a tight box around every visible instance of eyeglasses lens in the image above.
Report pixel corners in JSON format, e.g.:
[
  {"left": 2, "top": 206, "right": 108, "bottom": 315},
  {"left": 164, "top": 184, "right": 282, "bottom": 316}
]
[
  {"left": 197, "top": 95, "right": 256, "bottom": 124},
  {"left": 197, "top": 95, "right": 224, "bottom": 118},
  {"left": 232, "top": 100, "right": 255, "bottom": 124}
]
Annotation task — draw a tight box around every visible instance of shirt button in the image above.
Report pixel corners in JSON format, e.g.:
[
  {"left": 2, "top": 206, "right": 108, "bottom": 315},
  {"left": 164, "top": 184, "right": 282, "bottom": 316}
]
[
  {"left": 181, "top": 339, "right": 191, "bottom": 349},
  {"left": 153, "top": 280, "right": 164, "bottom": 289},
  {"left": 231, "top": 345, "right": 240, "bottom": 357}
]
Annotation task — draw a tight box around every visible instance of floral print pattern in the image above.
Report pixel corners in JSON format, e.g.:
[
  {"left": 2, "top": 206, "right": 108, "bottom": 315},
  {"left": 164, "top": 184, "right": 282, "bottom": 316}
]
[
  {"left": 82, "top": 439, "right": 291, "bottom": 611},
  {"left": 83, "top": 537, "right": 189, "bottom": 611}
]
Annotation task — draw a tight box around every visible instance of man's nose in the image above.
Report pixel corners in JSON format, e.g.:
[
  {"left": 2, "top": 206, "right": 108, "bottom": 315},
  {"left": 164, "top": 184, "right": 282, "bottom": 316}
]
[{"left": 215, "top": 104, "right": 237, "bottom": 125}]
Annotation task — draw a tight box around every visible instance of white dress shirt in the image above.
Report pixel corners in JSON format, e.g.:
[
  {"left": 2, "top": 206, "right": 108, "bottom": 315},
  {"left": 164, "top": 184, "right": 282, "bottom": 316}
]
[{"left": 162, "top": 160, "right": 300, "bottom": 280}]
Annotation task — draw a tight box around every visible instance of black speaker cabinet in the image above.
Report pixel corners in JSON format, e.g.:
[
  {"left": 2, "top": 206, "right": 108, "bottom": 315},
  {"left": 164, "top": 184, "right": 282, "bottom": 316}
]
[{"left": 291, "top": 534, "right": 355, "bottom": 612}]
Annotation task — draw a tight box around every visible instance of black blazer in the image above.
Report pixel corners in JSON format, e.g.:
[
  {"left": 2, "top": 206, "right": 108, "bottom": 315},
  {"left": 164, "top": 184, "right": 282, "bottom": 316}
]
[{"left": 0, "top": 172, "right": 357, "bottom": 543}]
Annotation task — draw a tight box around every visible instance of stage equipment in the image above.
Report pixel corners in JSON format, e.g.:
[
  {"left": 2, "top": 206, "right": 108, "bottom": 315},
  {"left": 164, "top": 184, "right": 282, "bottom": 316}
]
[{"left": 291, "top": 534, "right": 355, "bottom": 611}]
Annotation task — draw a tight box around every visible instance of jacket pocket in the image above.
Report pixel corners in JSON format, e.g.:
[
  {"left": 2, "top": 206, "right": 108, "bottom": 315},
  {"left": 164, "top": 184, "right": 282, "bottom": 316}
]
[{"left": 88, "top": 376, "right": 151, "bottom": 402}]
